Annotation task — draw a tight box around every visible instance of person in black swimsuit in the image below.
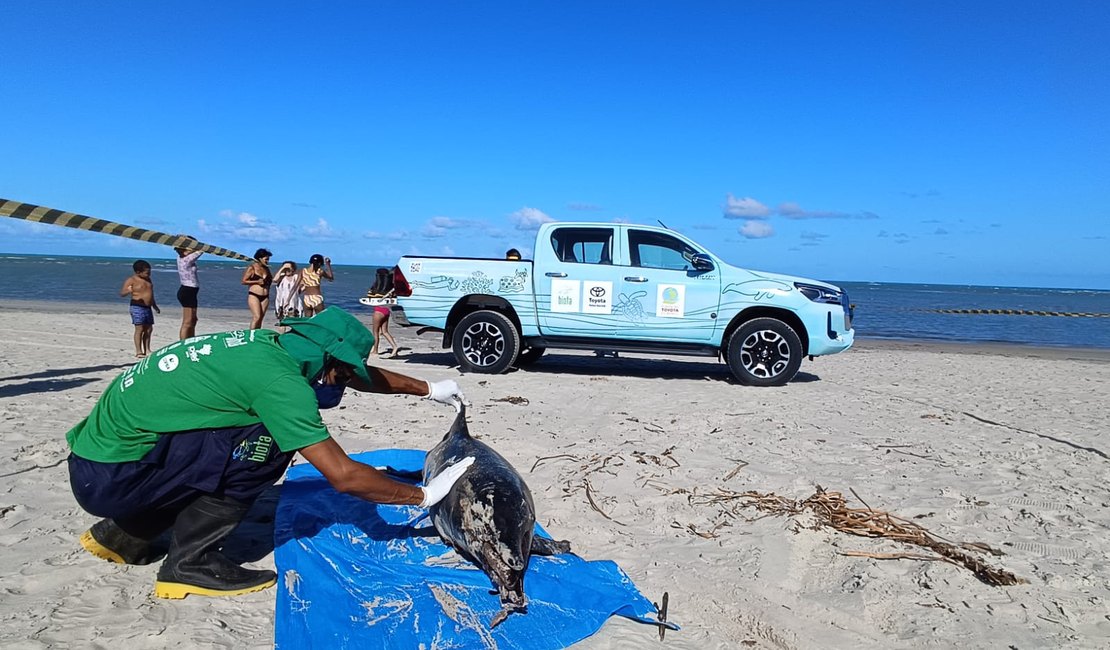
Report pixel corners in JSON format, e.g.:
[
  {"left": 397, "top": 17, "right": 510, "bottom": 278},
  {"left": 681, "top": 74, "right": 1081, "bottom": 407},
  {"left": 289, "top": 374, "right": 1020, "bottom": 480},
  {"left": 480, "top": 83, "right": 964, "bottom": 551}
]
[{"left": 241, "top": 248, "right": 273, "bottom": 329}]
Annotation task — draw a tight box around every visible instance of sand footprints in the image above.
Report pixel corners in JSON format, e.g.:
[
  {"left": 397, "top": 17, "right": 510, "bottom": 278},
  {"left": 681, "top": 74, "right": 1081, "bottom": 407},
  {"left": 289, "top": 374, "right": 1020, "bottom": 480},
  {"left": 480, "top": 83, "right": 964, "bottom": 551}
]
[{"left": 1006, "top": 541, "right": 1084, "bottom": 560}]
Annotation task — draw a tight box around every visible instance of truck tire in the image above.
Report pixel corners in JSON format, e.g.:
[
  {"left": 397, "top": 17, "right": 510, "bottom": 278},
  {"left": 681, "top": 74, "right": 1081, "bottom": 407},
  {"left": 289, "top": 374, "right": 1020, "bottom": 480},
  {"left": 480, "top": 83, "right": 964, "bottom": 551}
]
[
  {"left": 514, "top": 346, "right": 546, "bottom": 367},
  {"left": 725, "top": 317, "right": 803, "bottom": 387},
  {"left": 452, "top": 310, "right": 521, "bottom": 374}
]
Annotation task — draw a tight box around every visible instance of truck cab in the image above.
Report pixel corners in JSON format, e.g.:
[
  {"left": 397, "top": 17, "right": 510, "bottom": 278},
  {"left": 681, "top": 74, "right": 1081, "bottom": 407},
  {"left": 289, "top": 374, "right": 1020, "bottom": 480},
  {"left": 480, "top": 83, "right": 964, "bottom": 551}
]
[{"left": 394, "top": 222, "right": 853, "bottom": 386}]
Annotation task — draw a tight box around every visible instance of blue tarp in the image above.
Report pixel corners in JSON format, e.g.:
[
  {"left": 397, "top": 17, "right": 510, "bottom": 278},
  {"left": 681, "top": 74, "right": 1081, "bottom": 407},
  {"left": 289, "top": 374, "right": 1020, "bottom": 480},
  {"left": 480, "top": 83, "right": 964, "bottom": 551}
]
[{"left": 273, "top": 449, "right": 672, "bottom": 649}]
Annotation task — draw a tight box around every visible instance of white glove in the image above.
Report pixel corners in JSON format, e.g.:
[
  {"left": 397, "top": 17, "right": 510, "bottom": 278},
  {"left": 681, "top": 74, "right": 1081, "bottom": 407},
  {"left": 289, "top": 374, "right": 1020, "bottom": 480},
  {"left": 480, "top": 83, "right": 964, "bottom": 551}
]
[
  {"left": 419, "top": 456, "right": 476, "bottom": 507},
  {"left": 425, "top": 379, "right": 468, "bottom": 409}
]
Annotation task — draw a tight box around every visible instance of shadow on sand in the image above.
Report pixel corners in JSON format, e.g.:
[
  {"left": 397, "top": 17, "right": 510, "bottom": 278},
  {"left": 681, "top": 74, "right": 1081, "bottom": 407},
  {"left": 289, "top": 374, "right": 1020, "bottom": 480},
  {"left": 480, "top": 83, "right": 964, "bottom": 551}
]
[
  {"left": 0, "top": 377, "right": 102, "bottom": 398},
  {"left": 393, "top": 350, "right": 820, "bottom": 384}
]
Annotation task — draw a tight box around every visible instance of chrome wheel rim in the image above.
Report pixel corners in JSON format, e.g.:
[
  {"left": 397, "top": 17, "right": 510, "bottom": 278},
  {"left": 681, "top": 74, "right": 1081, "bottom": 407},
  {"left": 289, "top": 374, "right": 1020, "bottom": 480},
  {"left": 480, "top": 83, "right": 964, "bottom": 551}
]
[
  {"left": 461, "top": 322, "right": 506, "bottom": 367},
  {"left": 740, "top": 329, "right": 791, "bottom": 379}
]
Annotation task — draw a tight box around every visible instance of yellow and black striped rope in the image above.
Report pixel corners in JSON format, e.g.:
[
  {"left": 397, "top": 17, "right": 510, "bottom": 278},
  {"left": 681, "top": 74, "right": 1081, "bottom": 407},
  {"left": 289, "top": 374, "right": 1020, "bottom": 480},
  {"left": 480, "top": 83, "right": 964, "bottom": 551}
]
[
  {"left": 0, "top": 198, "right": 254, "bottom": 262},
  {"left": 928, "top": 308, "right": 1110, "bottom": 318}
]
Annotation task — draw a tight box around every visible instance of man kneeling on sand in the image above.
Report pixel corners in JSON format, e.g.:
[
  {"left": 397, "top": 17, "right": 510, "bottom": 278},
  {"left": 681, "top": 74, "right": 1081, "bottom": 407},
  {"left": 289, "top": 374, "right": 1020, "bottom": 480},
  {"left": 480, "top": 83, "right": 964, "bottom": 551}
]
[{"left": 66, "top": 307, "right": 474, "bottom": 599}]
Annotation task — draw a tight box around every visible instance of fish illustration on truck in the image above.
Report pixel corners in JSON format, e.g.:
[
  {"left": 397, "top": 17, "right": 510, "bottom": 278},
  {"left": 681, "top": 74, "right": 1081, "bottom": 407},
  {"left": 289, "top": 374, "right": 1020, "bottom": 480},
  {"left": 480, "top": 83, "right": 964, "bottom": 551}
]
[{"left": 388, "top": 222, "right": 854, "bottom": 386}]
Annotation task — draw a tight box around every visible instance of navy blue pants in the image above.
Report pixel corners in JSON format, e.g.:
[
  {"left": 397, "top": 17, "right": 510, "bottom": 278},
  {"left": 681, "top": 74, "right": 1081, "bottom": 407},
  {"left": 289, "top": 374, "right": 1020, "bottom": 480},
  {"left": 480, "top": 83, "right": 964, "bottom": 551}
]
[{"left": 69, "top": 424, "right": 294, "bottom": 539}]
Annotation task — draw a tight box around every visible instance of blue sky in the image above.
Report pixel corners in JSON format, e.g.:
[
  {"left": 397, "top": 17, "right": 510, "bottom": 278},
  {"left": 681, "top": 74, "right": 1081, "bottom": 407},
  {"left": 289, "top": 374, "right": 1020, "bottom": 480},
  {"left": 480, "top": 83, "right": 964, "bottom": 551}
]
[{"left": 2, "top": 2, "right": 1107, "bottom": 289}]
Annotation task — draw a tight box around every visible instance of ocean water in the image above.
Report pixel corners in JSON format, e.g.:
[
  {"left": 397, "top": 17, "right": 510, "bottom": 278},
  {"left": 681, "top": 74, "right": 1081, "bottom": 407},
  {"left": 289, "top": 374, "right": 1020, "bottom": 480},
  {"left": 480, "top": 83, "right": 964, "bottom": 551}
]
[
  {"left": 0, "top": 254, "right": 382, "bottom": 314},
  {"left": 836, "top": 281, "right": 1110, "bottom": 349},
  {"left": 1, "top": 254, "right": 1107, "bottom": 349}
]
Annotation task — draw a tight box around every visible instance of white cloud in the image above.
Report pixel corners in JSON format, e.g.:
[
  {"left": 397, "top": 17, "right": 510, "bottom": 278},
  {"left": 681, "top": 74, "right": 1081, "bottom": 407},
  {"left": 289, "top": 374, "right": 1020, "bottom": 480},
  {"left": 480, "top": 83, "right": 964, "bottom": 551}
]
[
  {"left": 723, "top": 194, "right": 771, "bottom": 219},
  {"left": 304, "top": 218, "right": 338, "bottom": 238},
  {"left": 509, "top": 207, "right": 554, "bottom": 231},
  {"left": 421, "top": 223, "right": 447, "bottom": 238},
  {"left": 740, "top": 220, "right": 774, "bottom": 239},
  {"left": 428, "top": 216, "right": 463, "bottom": 228},
  {"left": 418, "top": 216, "right": 476, "bottom": 239},
  {"left": 778, "top": 202, "right": 879, "bottom": 220},
  {"left": 202, "top": 210, "right": 292, "bottom": 242},
  {"left": 218, "top": 210, "right": 261, "bottom": 227}
]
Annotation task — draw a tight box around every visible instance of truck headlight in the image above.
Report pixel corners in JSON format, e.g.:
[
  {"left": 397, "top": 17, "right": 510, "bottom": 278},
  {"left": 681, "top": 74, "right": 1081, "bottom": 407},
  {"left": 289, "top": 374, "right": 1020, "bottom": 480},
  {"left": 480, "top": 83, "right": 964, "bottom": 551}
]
[{"left": 795, "top": 282, "right": 842, "bottom": 304}]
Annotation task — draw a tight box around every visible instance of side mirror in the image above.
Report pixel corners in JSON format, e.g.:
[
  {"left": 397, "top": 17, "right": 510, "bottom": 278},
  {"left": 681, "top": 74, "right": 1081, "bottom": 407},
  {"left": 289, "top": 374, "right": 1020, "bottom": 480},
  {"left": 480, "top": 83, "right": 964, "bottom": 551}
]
[{"left": 691, "top": 253, "right": 714, "bottom": 272}]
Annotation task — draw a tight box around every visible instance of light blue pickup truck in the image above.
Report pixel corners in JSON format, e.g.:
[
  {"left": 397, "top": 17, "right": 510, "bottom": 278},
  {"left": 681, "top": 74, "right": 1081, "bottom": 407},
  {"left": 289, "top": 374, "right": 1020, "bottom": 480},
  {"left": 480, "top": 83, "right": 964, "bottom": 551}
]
[{"left": 392, "top": 222, "right": 854, "bottom": 386}]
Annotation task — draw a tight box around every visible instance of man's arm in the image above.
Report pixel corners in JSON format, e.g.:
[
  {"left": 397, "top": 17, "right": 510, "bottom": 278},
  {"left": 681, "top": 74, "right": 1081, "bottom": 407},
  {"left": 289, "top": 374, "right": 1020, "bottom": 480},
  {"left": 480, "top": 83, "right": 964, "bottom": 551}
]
[
  {"left": 347, "top": 366, "right": 468, "bottom": 407},
  {"left": 346, "top": 365, "right": 430, "bottom": 396},
  {"left": 299, "top": 437, "right": 424, "bottom": 505}
]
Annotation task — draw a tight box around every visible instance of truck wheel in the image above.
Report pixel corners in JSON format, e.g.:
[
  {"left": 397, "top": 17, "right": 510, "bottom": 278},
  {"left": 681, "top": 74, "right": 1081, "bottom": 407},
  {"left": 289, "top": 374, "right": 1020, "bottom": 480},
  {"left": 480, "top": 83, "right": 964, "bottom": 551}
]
[
  {"left": 514, "top": 346, "right": 546, "bottom": 367},
  {"left": 452, "top": 310, "right": 520, "bottom": 374},
  {"left": 725, "top": 318, "right": 803, "bottom": 386}
]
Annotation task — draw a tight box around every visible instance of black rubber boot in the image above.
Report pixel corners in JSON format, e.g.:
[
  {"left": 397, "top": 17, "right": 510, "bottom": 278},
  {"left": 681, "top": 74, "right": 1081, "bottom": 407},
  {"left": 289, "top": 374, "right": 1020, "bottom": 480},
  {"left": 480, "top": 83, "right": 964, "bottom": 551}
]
[
  {"left": 154, "top": 495, "right": 276, "bottom": 599},
  {"left": 79, "top": 518, "right": 168, "bottom": 566}
]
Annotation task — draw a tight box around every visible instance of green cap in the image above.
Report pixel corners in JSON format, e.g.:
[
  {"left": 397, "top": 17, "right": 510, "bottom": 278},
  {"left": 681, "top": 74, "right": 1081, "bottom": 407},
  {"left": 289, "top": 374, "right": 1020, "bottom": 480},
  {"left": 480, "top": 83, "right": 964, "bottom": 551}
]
[{"left": 278, "top": 307, "right": 374, "bottom": 386}]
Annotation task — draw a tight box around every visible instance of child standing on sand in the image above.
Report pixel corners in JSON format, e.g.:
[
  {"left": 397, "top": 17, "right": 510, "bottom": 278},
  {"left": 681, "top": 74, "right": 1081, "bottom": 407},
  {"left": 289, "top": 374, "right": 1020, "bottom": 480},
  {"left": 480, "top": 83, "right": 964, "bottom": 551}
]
[{"left": 120, "top": 259, "right": 160, "bottom": 357}]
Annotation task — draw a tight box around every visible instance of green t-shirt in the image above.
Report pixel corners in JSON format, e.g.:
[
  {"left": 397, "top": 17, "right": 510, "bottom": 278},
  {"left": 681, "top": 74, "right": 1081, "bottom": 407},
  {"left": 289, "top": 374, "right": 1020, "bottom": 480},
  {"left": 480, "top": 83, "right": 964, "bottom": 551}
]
[{"left": 67, "top": 329, "right": 331, "bottom": 462}]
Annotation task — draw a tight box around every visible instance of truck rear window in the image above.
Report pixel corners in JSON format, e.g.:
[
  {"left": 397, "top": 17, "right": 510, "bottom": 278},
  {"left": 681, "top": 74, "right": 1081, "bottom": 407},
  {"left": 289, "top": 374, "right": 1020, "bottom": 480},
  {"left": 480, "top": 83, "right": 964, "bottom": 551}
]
[{"left": 550, "top": 228, "right": 613, "bottom": 265}]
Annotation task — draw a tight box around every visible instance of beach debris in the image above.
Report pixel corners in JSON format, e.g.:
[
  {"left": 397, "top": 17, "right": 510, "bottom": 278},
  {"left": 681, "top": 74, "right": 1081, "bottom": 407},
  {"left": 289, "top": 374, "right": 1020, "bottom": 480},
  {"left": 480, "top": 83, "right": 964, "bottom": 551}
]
[
  {"left": 722, "top": 459, "right": 749, "bottom": 482},
  {"left": 490, "top": 395, "right": 530, "bottom": 405},
  {"left": 631, "top": 446, "right": 680, "bottom": 469},
  {"left": 0, "top": 457, "right": 67, "bottom": 479},
  {"left": 655, "top": 591, "right": 669, "bottom": 641},
  {"left": 686, "top": 486, "right": 1027, "bottom": 586},
  {"left": 531, "top": 451, "right": 639, "bottom": 526},
  {"left": 584, "top": 478, "right": 626, "bottom": 526},
  {"left": 961, "top": 410, "right": 1109, "bottom": 460}
]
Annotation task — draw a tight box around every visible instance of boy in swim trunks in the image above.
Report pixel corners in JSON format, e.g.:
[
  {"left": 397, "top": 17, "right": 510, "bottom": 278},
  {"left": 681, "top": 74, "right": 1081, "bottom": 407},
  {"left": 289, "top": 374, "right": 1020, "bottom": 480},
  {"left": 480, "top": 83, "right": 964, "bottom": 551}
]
[{"left": 120, "top": 260, "right": 160, "bottom": 358}]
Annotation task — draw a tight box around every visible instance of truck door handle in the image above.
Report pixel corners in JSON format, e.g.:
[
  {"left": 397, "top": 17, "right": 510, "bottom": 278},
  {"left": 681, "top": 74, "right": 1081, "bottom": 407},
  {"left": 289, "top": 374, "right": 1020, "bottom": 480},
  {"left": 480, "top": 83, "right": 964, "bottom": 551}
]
[
  {"left": 545, "top": 272, "right": 567, "bottom": 278},
  {"left": 624, "top": 276, "right": 648, "bottom": 282}
]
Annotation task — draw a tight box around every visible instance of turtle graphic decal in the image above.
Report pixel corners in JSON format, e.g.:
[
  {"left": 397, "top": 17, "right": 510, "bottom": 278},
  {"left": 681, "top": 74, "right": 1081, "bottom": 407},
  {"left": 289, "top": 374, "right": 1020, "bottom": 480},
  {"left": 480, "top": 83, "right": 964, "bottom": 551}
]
[{"left": 614, "top": 291, "right": 648, "bottom": 324}]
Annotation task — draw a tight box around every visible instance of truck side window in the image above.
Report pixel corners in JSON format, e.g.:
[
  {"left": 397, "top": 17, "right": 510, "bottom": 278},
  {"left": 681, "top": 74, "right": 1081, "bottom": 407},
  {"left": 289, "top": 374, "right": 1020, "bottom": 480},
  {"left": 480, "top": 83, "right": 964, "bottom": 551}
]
[
  {"left": 549, "top": 228, "right": 613, "bottom": 265},
  {"left": 629, "top": 230, "right": 698, "bottom": 270}
]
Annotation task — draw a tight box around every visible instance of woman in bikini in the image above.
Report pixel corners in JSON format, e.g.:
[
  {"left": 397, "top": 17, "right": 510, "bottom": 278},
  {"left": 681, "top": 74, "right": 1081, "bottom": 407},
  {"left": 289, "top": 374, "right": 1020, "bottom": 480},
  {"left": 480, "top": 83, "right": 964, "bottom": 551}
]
[
  {"left": 370, "top": 305, "right": 399, "bottom": 358},
  {"left": 299, "top": 253, "right": 334, "bottom": 317},
  {"left": 241, "top": 248, "right": 273, "bottom": 329}
]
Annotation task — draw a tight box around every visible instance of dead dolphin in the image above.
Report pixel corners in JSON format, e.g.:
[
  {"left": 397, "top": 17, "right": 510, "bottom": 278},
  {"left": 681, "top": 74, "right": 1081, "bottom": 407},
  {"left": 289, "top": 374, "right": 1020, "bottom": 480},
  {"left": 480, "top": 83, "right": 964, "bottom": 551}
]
[{"left": 424, "top": 404, "right": 571, "bottom": 627}]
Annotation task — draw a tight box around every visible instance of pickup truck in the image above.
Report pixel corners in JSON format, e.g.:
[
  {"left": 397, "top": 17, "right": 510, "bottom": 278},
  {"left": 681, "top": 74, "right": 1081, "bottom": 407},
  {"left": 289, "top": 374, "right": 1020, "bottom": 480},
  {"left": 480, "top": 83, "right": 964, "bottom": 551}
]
[{"left": 391, "top": 222, "right": 854, "bottom": 386}]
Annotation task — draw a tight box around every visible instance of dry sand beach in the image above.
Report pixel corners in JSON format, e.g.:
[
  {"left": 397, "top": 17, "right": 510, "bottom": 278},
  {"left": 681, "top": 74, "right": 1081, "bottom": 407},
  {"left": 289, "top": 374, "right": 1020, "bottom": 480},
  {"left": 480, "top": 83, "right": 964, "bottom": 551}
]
[{"left": 1, "top": 300, "right": 1108, "bottom": 649}]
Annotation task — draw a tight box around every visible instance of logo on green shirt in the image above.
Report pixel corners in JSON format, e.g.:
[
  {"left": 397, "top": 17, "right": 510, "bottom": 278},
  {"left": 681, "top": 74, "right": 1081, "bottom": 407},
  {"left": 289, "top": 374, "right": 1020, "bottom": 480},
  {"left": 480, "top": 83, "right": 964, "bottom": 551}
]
[{"left": 233, "top": 435, "right": 275, "bottom": 463}]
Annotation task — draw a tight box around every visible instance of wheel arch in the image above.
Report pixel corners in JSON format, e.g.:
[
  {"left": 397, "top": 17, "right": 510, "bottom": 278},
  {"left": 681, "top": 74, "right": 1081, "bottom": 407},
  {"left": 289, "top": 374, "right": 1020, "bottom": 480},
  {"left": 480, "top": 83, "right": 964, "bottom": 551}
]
[
  {"left": 441, "top": 294, "right": 523, "bottom": 348},
  {"left": 721, "top": 306, "right": 810, "bottom": 355}
]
